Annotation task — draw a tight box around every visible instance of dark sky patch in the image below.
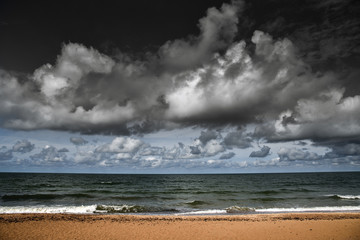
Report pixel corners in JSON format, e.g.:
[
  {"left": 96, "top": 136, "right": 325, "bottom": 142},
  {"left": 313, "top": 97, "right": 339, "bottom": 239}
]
[{"left": 0, "top": 0, "right": 359, "bottom": 151}]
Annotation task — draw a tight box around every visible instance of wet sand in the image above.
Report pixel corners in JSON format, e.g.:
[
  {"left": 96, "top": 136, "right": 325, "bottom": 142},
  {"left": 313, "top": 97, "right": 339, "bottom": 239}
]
[{"left": 1, "top": 213, "right": 360, "bottom": 240}]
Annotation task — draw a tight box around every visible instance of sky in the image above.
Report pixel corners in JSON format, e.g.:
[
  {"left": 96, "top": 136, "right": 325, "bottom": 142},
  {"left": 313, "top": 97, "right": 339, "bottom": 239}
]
[{"left": 0, "top": 0, "right": 360, "bottom": 173}]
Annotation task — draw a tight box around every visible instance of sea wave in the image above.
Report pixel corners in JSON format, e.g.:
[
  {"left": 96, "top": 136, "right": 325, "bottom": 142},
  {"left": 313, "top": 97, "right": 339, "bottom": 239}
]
[
  {"left": 0, "top": 205, "right": 97, "bottom": 214},
  {"left": 175, "top": 209, "right": 226, "bottom": 215},
  {"left": 0, "top": 204, "right": 178, "bottom": 214},
  {"left": 326, "top": 195, "right": 360, "bottom": 200},
  {"left": 94, "top": 204, "right": 146, "bottom": 213},
  {"left": 225, "top": 206, "right": 255, "bottom": 213},
  {"left": 94, "top": 204, "right": 178, "bottom": 213},
  {"left": 256, "top": 206, "right": 360, "bottom": 213},
  {"left": 1, "top": 205, "right": 360, "bottom": 214},
  {"left": 100, "top": 181, "right": 113, "bottom": 184},
  {"left": 185, "top": 200, "right": 208, "bottom": 206}
]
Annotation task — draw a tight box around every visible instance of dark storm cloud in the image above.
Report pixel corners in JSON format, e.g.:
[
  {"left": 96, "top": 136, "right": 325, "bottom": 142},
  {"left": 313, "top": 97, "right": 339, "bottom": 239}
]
[
  {"left": 95, "top": 137, "right": 145, "bottom": 154},
  {"left": 277, "top": 148, "right": 321, "bottom": 162},
  {"left": 70, "top": 136, "right": 239, "bottom": 168},
  {"left": 254, "top": 88, "right": 360, "bottom": 143},
  {"left": 316, "top": 138, "right": 360, "bottom": 159},
  {"left": 58, "top": 148, "right": 70, "bottom": 153},
  {"left": 190, "top": 146, "right": 201, "bottom": 155},
  {"left": 90, "top": 131, "right": 234, "bottom": 163},
  {"left": 139, "top": 146, "right": 164, "bottom": 156},
  {"left": 0, "top": 0, "right": 359, "bottom": 148},
  {"left": 223, "top": 130, "right": 252, "bottom": 149},
  {"left": 30, "top": 145, "right": 68, "bottom": 164},
  {"left": 327, "top": 144, "right": 360, "bottom": 157},
  {"left": 198, "top": 130, "right": 220, "bottom": 145},
  {"left": 71, "top": 136, "right": 245, "bottom": 168},
  {"left": 273, "top": 144, "right": 360, "bottom": 167},
  {"left": 151, "top": 129, "right": 254, "bottom": 160},
  {"left": 250, "top": 0, "right": 360, "bottom": 99},
  {"left": 249, "top": 146, "right": 270, "bottom": 158},
  {"left": 0, "top": 140, "right": 35, "bottom": 161},
  {"left": 0, "top": 147, "right": 12, "bottom": 161},
  {"left": 247, "top": 0, "right": 360, "bottom": 66},
  {"left": 294, "top": 0, "right": 360, "bottom": 65},
  {"left": 0, "top": 1, "right": 246, "bottom": 134},
  {"left": 12, "top": 139, "right": 35, "bottom": 153},
  {"left": 70, "top": 137, "right": 88, "bottom": 146},
  {"left": 295, "top": 141, "right": 307, "bottom": 146},
  {"left": 158, "top": 0, "right": 243, "bottom": 72},
  {"left": 219, "top": 152, "right": 235, "bottom": 159}
]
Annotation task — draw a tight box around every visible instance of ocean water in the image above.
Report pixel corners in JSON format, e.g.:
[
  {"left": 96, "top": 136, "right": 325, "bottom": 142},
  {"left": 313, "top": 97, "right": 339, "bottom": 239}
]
[{"left": 0, "top": 172, "right": 359, "bottom": 215}]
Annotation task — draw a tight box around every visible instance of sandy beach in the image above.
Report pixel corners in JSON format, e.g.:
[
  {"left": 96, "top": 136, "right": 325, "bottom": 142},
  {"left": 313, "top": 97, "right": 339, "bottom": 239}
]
[{"left": 0, "top": 213, "right": 359, "bottom": 240}]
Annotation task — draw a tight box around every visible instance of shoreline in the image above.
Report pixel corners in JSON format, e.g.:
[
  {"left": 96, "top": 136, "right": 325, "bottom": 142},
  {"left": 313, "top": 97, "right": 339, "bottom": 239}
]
[
  {"left": 1, "top": 211, "right": 360, "bottom": 219},
  {"left": 1, "top": 213, "right": 360, "bottom": 239},
  {"left": 1, "top": 210, "right": 360, "bottom": 216},
  {"left": 1, "top": 204, "right": 360, "bottom": 215},
  {"left": 1, "top": 212, "right": 360, "bottom": 220}
]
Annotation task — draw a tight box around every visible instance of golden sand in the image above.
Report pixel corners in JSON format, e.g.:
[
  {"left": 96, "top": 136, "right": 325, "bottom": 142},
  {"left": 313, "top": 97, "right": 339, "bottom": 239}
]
[{"left": 1, "top": 213, "right": 360, "bottom": 240}]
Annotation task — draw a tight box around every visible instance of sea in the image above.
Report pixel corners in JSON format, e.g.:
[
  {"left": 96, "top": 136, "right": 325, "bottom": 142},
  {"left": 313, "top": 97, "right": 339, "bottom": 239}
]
[{"left": 0, "top": 172, "right": 359, "bottom": 215}]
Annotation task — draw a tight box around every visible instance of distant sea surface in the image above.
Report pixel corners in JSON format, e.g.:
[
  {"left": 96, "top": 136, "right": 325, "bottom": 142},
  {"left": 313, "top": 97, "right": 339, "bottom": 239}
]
[{"left": 0, "top": 172, "right": 359, "bottom": 215}]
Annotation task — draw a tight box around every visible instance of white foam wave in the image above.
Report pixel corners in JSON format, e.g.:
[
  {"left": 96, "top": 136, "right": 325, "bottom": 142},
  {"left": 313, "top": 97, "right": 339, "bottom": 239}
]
[
  {"left": 175, "top": 209, "right": 226, "bottom": 215},
  {"left": 334, "top": 195, "right": 360, "bottom": 199},
  {"left": 1, "top": 205, "right": 360, "bottom": 215},
  {"left": 256, "top": 206, "right": 360, "bottom": 213},
  {"left": 0, "top": 205, "right": 97, "bottom": 214},
  {"left": 176, "top": 206, "right": 360, "bottom": 215}
]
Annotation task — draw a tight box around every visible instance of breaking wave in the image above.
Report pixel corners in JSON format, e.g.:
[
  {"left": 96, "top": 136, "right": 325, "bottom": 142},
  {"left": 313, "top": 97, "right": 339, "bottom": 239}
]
[
  {"left": 0, "top": 205, "right": 97, "bottom": 214},
  {"left": 326, "top": 195, "right": 360, "bottom": 200},
  {"left": 176, "top": 209, "right": 226, "bottom": 215},
  {"left": 0, "top": 205, "right": 360, "bottom": 214},
  {"left": 256, "top": 206, "right": 360, "bottom": 213},
  {"left": 94, "top": 205, "right": 178, "bottom": 213},
  {"left": 225, "top": 206, "right": 255, "bottom": 213},
  {"left": 185, "top": 200, "right": 208, "bottom": 206}
]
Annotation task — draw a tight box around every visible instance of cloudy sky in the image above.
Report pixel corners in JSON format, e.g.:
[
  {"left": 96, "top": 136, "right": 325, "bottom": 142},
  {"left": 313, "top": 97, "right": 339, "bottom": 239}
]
[{"left": 0, "top": 0, "right": 360, "bottom": 173}]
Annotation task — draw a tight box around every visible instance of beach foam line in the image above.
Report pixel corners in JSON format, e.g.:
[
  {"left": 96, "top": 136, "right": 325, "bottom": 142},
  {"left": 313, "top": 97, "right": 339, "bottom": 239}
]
[
  {"left": 256, "top": 206, "right": 360, "bottom": 213},
  {"left": 0, "top": 205, "right": 97, "bottom": 214},
  {"left": 0, "top": 204, "right": 178, "bottom": 214},
  {"left": 326, "top": 194, "right": 360, "bottom": 200},
  {"left": 176, "top": 206, "right": 360, "bottom": 215},
  {"left": 175, "top": 209, "right": 227, "bottom": 215},
  {"left": 1, "top": 205, "right": 360, "bottom": 214}
]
